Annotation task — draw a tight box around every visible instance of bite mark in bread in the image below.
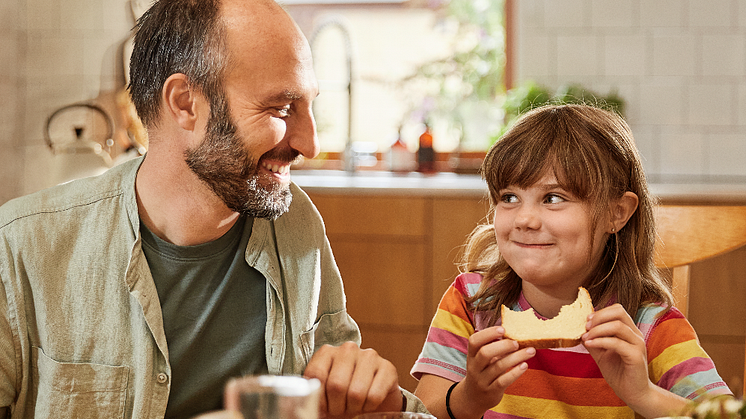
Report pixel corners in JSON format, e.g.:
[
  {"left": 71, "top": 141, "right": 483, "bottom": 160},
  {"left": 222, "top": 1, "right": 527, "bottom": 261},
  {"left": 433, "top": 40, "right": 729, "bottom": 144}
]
[{"left": 500, "top": 287, "right": 594, "bottom": 349}]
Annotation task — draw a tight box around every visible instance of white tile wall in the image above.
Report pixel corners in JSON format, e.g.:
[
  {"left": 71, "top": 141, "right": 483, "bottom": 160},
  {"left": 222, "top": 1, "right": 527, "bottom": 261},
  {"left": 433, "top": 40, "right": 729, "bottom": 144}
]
[
  {"left": 0, "top": 0, "right": 23, "bottom": 204},
  {"left": 0, "top": 38, "right": 18, "bottom": 86},
  {"left": 637, "top": 80, "right": 685, "bottom": 126},
  {"left": 688, "top": 0, "right": 735, "bottom": 28},
  {"left": 651, "top": 34, "right": 697, "bottom": 77},
  {"left": 25, "top": 0, "right": 60, "bottom": 32},
  {"left": 701, "top": 35, "right": 746, "bottom": 77},
  {"left": 4, "top": 0, "right": 137, "bottom": 198},
  {"left": 544, "top": 0, "right": 588, "bottom": 29},
  {"left": 630, "top": 124, "right": 659, "bottom": 170},
  {"left": 516, "top": 0, "right": 746, "bottom": 178},
  {"left": 687, "top": 83, "right": 736, "bottom": 127},
  {"left": 60, "top": 0, "right": 105, "bottom": 32},
  {"left": 556, "top": 35, "right": 600, "bottom": 77},
  {"left": 518, "top": 34, "right": 552, "bottom": 78},
  {"left": 591, "top": 0, "right": 636, "bottom": 28},
  {"left": 708, "top": 133, "right": 746, "bottom": 176},
  {"left": 604, "top": 34, "right": 646, "bottom": 77},
  {"left": 26, "top": 34, "right": 87, "bottom": 78},
  {"left": 639, "top": 0, "right": 684, "bottom": 28},
  {"left": 739, "top": 84, "right": 746, "bottom": 126},
  {"left": 658, "top": 128, "right": 705, "bottom": 175}
]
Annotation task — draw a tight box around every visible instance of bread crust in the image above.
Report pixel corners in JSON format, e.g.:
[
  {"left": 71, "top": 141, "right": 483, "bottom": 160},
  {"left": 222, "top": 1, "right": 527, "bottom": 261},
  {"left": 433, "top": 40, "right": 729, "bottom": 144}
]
[
  {"left": 508, "top": 337, "right": 582, "bottom": 350},
  {"left": 501, "top": 287, "right": 593, "bottom": 349}
]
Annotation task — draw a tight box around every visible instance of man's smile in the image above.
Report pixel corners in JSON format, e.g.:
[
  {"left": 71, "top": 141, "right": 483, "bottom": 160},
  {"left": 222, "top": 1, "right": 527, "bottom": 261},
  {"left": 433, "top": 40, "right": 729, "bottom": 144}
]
[{"left": 260, "top": 159, "right": 291, "bottom": 180}]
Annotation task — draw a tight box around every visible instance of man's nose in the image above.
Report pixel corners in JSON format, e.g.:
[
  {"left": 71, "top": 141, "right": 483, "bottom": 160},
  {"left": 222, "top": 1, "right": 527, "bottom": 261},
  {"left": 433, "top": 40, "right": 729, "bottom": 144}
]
[{"left": 288, "top": 107, "right": 319, "bottom": 159}]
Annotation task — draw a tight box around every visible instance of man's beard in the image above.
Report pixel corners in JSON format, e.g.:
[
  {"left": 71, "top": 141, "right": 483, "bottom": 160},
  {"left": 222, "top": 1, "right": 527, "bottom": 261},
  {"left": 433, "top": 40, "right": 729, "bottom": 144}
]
[{"left": 184, "top": 98, "right": 297, "bottom": 220}]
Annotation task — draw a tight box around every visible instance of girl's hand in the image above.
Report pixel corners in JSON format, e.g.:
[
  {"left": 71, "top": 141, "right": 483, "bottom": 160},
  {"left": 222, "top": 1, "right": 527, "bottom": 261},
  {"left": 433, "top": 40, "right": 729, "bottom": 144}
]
[
  {"left": 582, "top": 304, "right": 688, "bottom": 418},
  {"left": 582, "top": 304, "right": 651, "bottom": 408},
  {"left": 456, "top": 326, "right": 536, "bottom": 418}
]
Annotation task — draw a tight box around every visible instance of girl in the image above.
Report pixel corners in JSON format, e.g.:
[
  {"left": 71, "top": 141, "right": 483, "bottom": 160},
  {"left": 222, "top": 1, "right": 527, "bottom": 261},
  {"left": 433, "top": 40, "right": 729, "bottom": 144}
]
[{"left": 411, "top": 104, "right": 732, "bottom": 418}]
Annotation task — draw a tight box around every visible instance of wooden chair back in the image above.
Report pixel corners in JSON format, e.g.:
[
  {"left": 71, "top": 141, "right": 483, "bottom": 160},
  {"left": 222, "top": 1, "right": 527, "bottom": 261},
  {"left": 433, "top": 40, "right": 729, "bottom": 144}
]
[
  {"left": 653, "top": 204, "right": 746, "bottom": 398},
  {"left": 654, "top": 205, "right": 746, "bottom": 315}
]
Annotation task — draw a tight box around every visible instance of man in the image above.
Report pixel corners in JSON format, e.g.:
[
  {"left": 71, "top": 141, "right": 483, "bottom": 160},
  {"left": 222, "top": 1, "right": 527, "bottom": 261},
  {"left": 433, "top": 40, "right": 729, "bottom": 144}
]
[{"left": 0, "top": 0, "right": 426, "bottom": 417}]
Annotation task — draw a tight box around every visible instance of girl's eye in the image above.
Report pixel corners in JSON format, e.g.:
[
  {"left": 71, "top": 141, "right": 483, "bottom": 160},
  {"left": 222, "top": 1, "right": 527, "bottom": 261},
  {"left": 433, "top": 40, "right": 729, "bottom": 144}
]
[
  {"left": 544, "top": 193, "right": 566, "bottom": 204},
  {"left": 499, "top": 193, "right": 519, "bottom": 204}
]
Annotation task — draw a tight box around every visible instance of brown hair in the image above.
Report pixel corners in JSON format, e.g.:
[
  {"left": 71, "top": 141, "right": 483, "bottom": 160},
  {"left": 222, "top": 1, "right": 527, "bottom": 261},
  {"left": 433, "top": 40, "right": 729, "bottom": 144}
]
[
  {"left": 463, "top": 104, "right": 672, "bottom": 323},
  {"left": 128, "top": 0, "right": 228, "bottom": 128}
]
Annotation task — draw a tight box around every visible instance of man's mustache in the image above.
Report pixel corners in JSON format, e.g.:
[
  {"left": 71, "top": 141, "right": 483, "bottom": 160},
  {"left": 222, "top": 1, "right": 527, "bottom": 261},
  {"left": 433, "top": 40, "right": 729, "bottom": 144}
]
[{"left": 260, "top": 148, "right": 302, "bottom": 165}]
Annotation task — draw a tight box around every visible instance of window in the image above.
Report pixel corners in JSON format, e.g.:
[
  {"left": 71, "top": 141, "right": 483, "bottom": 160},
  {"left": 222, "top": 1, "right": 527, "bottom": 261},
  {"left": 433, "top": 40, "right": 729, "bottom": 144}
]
[{"left": 283, "top": 0, "right": 508, "bottom": 167}]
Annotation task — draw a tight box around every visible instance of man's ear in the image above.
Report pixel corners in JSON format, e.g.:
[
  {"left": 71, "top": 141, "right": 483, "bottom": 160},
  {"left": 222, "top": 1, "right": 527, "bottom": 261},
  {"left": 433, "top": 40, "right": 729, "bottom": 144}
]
[
  {"left": 161, "top": 73, "right": 208, "bottom": 132},
  {"left": 609, "top": 191, "right": 639, "bottom": 233}
]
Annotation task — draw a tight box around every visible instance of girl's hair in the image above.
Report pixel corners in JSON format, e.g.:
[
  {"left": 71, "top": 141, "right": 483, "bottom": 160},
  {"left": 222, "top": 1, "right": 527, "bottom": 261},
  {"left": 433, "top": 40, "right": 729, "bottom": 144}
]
[{"left": 463, "top": 104, "right": 672, "bottom": 323}]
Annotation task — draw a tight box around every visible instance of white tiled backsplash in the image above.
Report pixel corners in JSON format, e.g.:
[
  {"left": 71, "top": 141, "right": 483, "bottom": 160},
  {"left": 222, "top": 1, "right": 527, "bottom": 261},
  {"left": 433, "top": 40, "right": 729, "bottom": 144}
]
[
  {"left": 515, "top": 0, "right": 746, "bottom": 179},
  {"left": 1, "top": 0, "right": 133, "bottom": 200},
  {"left": 0, "top": 0, "right": 24, "bottom": 204},
  {"left": 2, "top": 0, "right": 746, "bottom": 204}
]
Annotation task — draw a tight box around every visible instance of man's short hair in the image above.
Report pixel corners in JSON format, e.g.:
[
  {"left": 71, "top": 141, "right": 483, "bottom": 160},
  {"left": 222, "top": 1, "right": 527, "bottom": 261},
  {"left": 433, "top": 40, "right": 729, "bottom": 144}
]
[{"left": 128, "top": 0, "right": 228, "bottom": 128}]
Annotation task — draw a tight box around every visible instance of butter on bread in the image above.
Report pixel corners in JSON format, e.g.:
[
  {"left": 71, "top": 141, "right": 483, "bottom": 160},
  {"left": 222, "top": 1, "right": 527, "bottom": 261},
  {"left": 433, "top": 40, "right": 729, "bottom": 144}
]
[{"left": 501, "top": 287, "right": 594, "bottom": 349}]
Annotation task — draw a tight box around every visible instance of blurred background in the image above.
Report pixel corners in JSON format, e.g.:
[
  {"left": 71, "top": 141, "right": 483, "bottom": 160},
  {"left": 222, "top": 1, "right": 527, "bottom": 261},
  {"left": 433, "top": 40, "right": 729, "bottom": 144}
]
[{"left": 2, "top": 0, "right": 746, "bottom": 199}]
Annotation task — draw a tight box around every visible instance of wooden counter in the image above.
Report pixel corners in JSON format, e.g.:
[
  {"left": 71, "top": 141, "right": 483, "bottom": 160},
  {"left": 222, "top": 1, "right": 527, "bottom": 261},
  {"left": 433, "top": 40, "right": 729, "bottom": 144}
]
[
  {"left": 306, "top": 191, "right": 489, "bottom": 391},
  {"left": 296, "top": 170, "right": 746, "bottom": 394}
]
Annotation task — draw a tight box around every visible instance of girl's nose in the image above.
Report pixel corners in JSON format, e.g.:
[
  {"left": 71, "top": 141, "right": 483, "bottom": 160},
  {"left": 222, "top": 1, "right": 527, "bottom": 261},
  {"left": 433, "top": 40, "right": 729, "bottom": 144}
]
[{"left": 514, "top": 204, "right": 541, "bottom": 230}]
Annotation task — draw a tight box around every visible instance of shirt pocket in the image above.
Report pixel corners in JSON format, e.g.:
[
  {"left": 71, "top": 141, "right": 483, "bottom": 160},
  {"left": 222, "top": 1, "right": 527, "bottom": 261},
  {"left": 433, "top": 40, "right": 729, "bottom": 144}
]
[
  {"left": 31, "top": 347, "right": 129, "bottom": 419},
  {"left": 300, "top": 310, "right": 360, "bottom": 363}
]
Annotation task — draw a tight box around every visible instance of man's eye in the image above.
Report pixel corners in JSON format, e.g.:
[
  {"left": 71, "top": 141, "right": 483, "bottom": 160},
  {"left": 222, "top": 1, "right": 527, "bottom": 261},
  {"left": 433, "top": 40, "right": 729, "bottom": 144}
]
[{"left": 276, "top": 106, "right": 291, "bottom": 117}]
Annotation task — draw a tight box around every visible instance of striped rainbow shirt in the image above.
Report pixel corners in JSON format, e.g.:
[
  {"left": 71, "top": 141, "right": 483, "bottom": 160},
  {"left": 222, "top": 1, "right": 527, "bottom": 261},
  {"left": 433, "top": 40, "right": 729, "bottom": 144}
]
[{"left": 411, "top": 272, "right": 732, "bottom": 418}]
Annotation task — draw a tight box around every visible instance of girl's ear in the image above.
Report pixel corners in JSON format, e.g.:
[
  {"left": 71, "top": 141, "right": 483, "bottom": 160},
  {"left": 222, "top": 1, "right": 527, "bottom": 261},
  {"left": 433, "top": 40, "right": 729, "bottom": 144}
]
[{"left": 609, "top": 192, "right": 639, "bottom": 233}]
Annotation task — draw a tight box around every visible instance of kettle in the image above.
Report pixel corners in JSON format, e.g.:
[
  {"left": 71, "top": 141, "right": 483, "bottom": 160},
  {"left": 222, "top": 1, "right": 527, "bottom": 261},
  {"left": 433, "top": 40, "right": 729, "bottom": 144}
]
[{"left": 44, "top": 103, "right": 114, "bottom": 185}]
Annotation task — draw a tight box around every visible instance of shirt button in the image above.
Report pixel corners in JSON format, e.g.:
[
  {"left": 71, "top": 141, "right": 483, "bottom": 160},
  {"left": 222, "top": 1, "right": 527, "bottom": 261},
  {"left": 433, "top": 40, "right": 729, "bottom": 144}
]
[{"left": 157, "top": 373, "right": 168, "bottom": 384}]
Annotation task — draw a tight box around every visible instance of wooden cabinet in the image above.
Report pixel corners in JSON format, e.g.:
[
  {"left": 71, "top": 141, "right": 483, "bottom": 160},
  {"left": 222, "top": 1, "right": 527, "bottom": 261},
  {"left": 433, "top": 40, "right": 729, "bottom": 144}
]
[{"left": 307, "top": 192, "right": 489, "bottom": 392}]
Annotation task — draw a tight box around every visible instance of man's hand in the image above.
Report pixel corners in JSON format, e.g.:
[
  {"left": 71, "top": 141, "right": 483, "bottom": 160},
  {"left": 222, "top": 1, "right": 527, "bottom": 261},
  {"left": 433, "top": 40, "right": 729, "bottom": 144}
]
[{"left": 303, "top": 341, "right": 403, "bottom": 419}]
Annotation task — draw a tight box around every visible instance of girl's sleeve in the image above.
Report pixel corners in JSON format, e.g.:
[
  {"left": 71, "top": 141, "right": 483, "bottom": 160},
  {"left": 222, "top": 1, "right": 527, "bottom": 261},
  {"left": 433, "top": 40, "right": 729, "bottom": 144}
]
[
  {"left": 410, "top": 272, "right": 483, "bottom": 383},
  {"left": 639, "top": 306, "right": 732, "bottom": 400}
]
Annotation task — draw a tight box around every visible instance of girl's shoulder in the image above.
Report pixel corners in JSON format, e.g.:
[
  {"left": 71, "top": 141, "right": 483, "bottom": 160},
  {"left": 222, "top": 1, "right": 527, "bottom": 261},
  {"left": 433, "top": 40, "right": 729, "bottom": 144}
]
[
  {"left": 633, "top": 303, "right": 687, "bottom": 342},
  {"left": 452, "top": 272, "right": 486, "bottom": 298},
  {"left": 633, "top": 303, "right": 684, "bottom": 323}
]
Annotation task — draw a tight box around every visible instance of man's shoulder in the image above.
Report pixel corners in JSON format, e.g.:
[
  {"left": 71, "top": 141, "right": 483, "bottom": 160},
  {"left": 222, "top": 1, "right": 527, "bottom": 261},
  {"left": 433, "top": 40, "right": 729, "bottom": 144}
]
[
  {"left": 288, "top": 182, "right": 313, "bottom": 207},
  {"left": 264, "top": 183, "right": 326, "bottom": 244},
  {"left": 282, "top": 183, "right": 323, "bottom": 223},
  {"left": 0, "top": 158, "right": 141, "bottom": 230}
]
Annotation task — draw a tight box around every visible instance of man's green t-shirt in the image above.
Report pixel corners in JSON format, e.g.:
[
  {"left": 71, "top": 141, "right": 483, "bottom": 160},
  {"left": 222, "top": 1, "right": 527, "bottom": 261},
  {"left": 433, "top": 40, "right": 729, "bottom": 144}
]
[{"left": 140, "top": 215, "right": 268, "bottom": 418}]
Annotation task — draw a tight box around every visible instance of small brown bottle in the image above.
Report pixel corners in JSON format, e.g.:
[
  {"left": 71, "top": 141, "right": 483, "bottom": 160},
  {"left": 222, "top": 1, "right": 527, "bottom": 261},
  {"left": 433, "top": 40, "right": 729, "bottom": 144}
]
[{"left": 417, "top": 123, "right": 435, "bottom": 173}]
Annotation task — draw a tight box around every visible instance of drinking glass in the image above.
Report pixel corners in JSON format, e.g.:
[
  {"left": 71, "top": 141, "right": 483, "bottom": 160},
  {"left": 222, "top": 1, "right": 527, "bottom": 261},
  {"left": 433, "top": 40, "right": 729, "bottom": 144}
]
[{"left": 225, "top": 375, "right": 321, "bottom": 419}]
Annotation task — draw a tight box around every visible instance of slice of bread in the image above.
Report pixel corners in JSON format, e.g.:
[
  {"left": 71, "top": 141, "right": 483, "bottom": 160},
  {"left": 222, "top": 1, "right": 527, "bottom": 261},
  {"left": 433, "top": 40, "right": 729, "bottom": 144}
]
[{"left": 501, "top": 287, "right": 594, "bottom": 349}]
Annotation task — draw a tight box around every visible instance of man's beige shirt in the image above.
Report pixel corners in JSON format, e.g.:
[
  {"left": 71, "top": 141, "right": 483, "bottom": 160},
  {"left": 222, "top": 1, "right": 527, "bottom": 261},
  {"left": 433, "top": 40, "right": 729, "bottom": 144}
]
[{"left": 0, "top": 158, "right": 366, "bottom": 418}]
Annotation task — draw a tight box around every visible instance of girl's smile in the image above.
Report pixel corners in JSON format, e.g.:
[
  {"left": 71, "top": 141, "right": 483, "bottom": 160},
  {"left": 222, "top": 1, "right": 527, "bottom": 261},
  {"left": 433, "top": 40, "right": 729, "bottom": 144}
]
[{"left": 513, "top": 242, "right": 552, "bottom": 248}]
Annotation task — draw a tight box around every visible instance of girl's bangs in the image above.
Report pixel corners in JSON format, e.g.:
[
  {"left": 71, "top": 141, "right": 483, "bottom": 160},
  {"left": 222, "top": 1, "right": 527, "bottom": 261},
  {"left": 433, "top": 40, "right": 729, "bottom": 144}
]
[{"left": 485, "top": 129, "right": 601, "bottom": 204}]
